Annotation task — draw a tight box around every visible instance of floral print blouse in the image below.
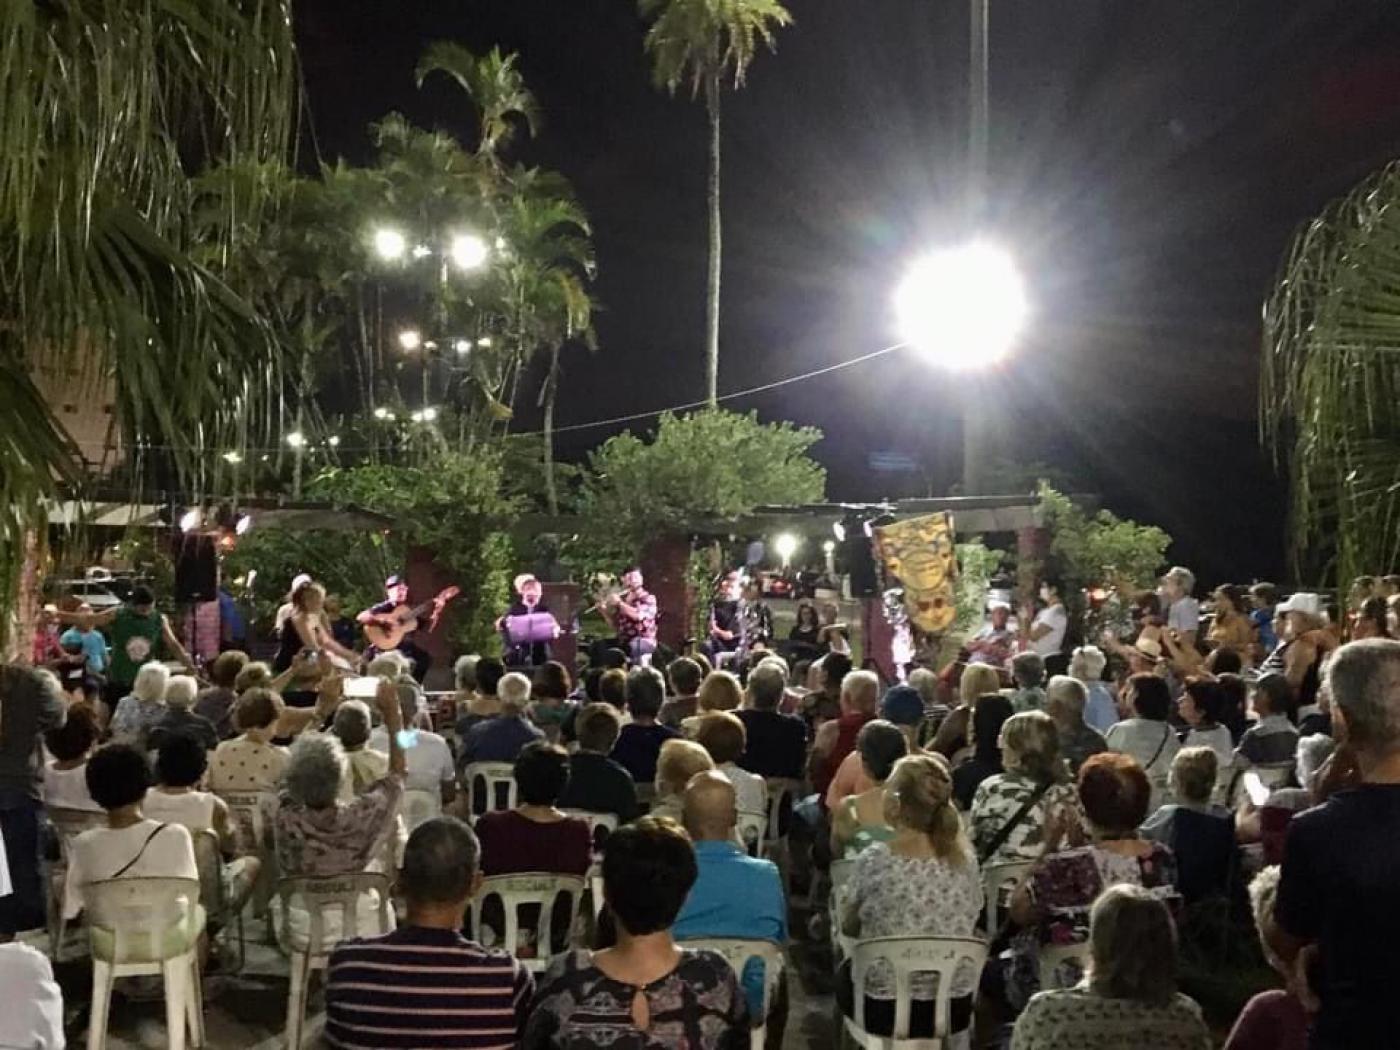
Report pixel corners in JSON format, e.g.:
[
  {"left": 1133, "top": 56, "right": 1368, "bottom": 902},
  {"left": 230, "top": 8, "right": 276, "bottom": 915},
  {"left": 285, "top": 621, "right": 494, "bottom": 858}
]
[
  {"left": 846, "top": 843, "right": 984, "bottom": 1000},
  {"left": 522, "top": 948, "right": 749, "bottom": 1050},
  {"left": 970, "top": 773, "right": 1080, "bottom": 866}
]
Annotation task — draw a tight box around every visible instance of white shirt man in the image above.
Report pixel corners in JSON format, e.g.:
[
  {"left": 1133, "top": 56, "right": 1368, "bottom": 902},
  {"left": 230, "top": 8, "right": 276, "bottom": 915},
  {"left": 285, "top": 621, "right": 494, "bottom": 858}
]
[
  {"left": 1029, "top": 603, "right": 1069, "bottom": 658},
  {"left": 369, "top": 725, "right": 455, "bottom": 798}
]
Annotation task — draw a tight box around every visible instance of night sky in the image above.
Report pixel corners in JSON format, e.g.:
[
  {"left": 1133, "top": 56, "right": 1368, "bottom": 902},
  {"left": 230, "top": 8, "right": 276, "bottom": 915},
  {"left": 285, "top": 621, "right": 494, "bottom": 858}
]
[{"left": 295, "top": 1, "right": 1400, "bottom": 585}]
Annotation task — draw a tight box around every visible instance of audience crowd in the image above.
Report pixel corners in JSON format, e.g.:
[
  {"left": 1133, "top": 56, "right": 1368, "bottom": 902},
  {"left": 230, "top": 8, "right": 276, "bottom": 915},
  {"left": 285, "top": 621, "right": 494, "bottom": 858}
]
[{"left": 2, "top": 566, "right": 1399, "bottom": 1049}]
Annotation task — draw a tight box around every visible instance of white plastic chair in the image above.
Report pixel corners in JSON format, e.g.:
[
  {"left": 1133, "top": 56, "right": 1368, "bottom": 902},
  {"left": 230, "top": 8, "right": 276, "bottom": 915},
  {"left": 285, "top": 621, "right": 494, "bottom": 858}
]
[
  {"left": 737, "top": 810, "right": 768, "bottom": 858},
  {"left": 213, "top": 791, "right": 273, "bottom": 856},
  {"left": 402, "top": 788, "right": 443, "bottom": 832},
  {"left": 560, "top": 809, "right": 619, "bottom": 856},
  {"left": 462, "top": 762, "right": 518, "bottom": 821},
  {"left": 829, "top": 857, "right": 857, "bottom": 959},
  {"left": 981, "top": 860, "right": 1034, "bottom": 933},
  {"left": 844, "top": 935, "right": 988, "bottom": 1049},
  {"left": 45, "top": 805, "right": 106, "bottom": 960},
  {"left": 468, "top": 872, "right": 585, "bottom": 972},
  {"left": 1037, "top": 940, "right": 1091, "bottom": 992},
  {"left": 680, "top": 937, "right": 785, "bottom": 1050},
  {"left": 763, "top": 777, "right": 803, "bottom": 844},
  {"left": 84, "top": 877, "right": 206, "bottom": 1050},
  {"left": 191, "top": 828, "right": 246, "bottom": 973},
  {"left": 278, "top": 872, "right": 394, "bottom": 1050}
]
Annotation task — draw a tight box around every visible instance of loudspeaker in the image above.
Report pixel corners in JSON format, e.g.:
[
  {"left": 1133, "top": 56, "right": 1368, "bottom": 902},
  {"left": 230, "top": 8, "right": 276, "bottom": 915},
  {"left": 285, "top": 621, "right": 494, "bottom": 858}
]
[{"left": 174, "top": 535, "right": 219, "bottom": 601}]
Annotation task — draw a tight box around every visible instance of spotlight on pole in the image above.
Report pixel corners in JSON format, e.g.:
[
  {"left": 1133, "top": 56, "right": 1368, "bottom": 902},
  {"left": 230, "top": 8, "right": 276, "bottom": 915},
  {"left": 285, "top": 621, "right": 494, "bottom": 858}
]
[
  {"left": 453, "top": 339, "right": 472, "bottom": 355},
  {"left": 449, "top": 233, "right": 489, "bottom": 271},
  {"left": 774, "top": 532, "right": 801, "bottom": 567},
  {"left": 894, "top": 240, "right": 1028, "bottom": 370},
  {"left": 373, "top": 228, "right": 406, "bottom": 261},
  {"left": 286, "top": 431, "right": 306, "bottom": 449},
  {"left": 398, "top": 329, "right": 422, "bottom": 352},
  {"left": 179, "top": 508, "right": 201, "bottom": 533}
]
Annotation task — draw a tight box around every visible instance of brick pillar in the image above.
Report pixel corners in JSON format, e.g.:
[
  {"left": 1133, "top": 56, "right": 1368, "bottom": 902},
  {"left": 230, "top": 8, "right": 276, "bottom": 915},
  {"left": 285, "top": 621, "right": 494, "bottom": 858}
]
[{"left": 641, "top": 534, "right": 692, "bottom": 650}]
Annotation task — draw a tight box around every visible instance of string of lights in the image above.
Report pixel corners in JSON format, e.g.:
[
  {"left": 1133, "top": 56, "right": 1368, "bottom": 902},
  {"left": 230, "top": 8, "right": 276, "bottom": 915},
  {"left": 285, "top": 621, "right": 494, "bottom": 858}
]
[{"left": 59, "top": 339, "right": 909, "bottom": 456}]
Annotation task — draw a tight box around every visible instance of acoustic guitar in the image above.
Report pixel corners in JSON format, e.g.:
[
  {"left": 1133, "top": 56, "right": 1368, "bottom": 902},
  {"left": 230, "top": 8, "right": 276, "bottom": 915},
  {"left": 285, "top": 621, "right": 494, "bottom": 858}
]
[{"left": 362, "top": 586, "right": 460, "bottom": 650}]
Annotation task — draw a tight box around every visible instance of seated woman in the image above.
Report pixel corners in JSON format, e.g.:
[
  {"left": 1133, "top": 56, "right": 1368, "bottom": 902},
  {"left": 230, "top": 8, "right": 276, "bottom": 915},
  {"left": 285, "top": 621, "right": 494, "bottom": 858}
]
[
  {"left": 475, "top": 742, "right": 592, "bottom": 878},
  {"left": 273, "top": 682, "right": 405, "bottom": 943},
  {"left": 1140, "top": 747, "right": 1235, "bottom": 904},
  {"left": 194, "top": 650, "right": 248, "bottom": 740},
  {"left": 971, "top": 710, "right": 1080, "bottom": 866},
  {"left": 1010, "top": 885, "right": 1211, "bottom": 1050},
  {"left": 839, "top": 754, "right": 983, "bottom": 1043},
  {"left": 144, "top": 734, "right": 261, "bottom": 915},
  {"left": 692, "top": 712, "right": 767, "bottom": 820},
  {"left": 649, "top": 739, "right": 717, "bottom": 824},
  {"left": 1104, "top": 674, "right": 1182, "bottom": 810},
  {"left": 528, "top": 661, "right": 576, "bottom": 745},
  {"left": 43, "top": 704, "right": 102, "bottom": 812},
  {"left": 932, "top": 663, "right": 1003, "bottom": 760},
  {"left": 109, "top": 662, "right": 170, "bottom": 750},
  {"left": 1223, "top": 866, "right": 1308, "bottom": 1050},
  {"left": 209, "top": 681, "right": 339, "bottom": 795},
  {"left": 1178, "top": 679, "right": 1235, "bottom": 770},
  {"left": 523, "top": 817, "right": 749, "bottom": 1049},
  {"left": 830, "top": 720, "right": 907, "bottom": 858},
  {"left": 63, "top": 744, "right": 199, "bottom": 934},
  {"left": 1005, "top": 753, "right": 1178, "bottom": 1009},
  {"left": 330, "top": 700, "right": 389, "bottom": 799},
  {"left": 952, "top": 693, "right": 1014, "bottom": 810},
  {"left": 147, "top": 674, "right": 219, "bottom": 753},
  {"left": 680, "top": 670, "right": 744, "bottom": 738}
]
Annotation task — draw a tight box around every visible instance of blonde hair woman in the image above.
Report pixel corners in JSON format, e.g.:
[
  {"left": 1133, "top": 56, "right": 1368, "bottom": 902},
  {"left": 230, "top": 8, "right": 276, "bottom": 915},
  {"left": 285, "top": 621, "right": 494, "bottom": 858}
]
[
  {"left": 649, "top": 738, "right": 716, "bottom": 823},
  {"left": 970, "top": 711, "right": 1080, "bottom": 866},
  {"left": 839, "top": 754, "right": 982, "bottom": 1044},
  {"left": 931, "top": 662, "right": 1004, "bottom": 758},
  {"left": 681, "top": 670, "right": 744, "bottom": 737}
]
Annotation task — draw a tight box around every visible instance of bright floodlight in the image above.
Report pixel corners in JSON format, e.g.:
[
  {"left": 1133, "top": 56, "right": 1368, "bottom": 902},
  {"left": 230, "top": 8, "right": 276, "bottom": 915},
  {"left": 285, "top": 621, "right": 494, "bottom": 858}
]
[
  {"left": 285, "top": 431, "right": 306, "bottom": 449},
  {"left": 453, "top": 339, "right": 472, "bottom": 355},
  {"left": 822, "top": 539, "right": 836, "bottom": 554},
  {"left": 449, "top": 233, "right": 489, "bottom": 271},
  {"left": 477, "top": 336, "right": 493, "bottom": 349},
  {"left": 178, "top": 509, "right": 201, "bottom": 533},
  {"left": 398, "top": 329, "right": 422, "bottom": 352},
  {"left": 327, "top": 435, "right": 341, "bottom": 448},
  {"left": 895, "top": 241, "right": 1028, "bottom": 370},
  {"left": 235, "top": 514, "right": 253, "bottom": 536},
  {"left": 373, "top": 228, "right": 406, "bottom": 261},
  {"left": 222, "top": 451, "right": 242, "bottom": 464},
  {"left": 373, "top": 407, "right": 390, "bottom": 420},
  {"left": 774, "top": 532, "right": 801, "bottom": 565},
  {"left": 421, "top": 406, "right": 439, "bottom": 422}
]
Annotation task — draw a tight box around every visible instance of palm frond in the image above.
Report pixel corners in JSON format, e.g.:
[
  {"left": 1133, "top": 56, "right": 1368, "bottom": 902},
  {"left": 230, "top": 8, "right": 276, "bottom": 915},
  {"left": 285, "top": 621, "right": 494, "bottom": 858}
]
[
  {"left": 638, "top": 0, "right": 793, "bottom": 96},
  {"left": 415, "top": 42, "right": 540, "bottom": 158}
]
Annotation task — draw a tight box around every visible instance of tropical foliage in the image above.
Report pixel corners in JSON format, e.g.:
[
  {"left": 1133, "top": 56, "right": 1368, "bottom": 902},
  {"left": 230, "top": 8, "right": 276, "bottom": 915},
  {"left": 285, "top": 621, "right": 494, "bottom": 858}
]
[
  {"left": 1261, "top": 160, "right": 1400, "bottom": 586},
  {"left": 1, "top": 0, "right": 297, "bottom": 642},
  {"left": 638, "top": 0, "right": 792, "bottom": 406}
]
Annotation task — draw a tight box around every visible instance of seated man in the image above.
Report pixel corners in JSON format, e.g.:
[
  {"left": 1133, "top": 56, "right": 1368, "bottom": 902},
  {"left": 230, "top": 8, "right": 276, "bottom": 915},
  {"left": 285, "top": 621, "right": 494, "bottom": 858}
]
[
  {"left": 460, "top": 672, "right": 545, "bottom": 767},
  {"left": 557, "top": 704, "right": 638, "bottom": 823},
  {"left": 612, "top": 667, "right": 678, "bottom": 784},
  {"left": 369, "top": 683, "right": 457, "bottom": 807},
  {"left": 673, "top": 770, "right": 787, "bottom": 1027},
  {"left": 736, "top": 662, "right": 808, "bottom": 781},
  {"left": 326, "top": 817, "right": 533, "bottom": 1048},
  {"left": 809, "top": 670, "right": 880, "bottom": 803}
]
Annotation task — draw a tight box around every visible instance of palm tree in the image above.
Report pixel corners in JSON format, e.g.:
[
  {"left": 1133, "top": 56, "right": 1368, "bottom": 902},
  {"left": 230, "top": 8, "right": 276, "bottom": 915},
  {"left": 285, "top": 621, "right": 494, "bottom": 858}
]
[
  {"left": 1261, "top": 159, "right": 1400, "bottom": 586},
  {"left": 0, "top": 1, "right": 295, "bottom": 643},
  {"left": 415, "top": 42, "right": 541, "bottom": 165},
  {"left": 637, "top": 0, "right": 792, "bottom": 407}
]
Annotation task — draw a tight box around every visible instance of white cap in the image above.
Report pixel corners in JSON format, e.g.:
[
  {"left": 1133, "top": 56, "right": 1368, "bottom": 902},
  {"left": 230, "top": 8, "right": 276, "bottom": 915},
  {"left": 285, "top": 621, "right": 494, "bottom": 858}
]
[
  {"left": 290, "top": 573, "right": 312, "bottom": 593},
  {"left": 1276, "top": 592, "right": 1324, "bottom": 618},
  {"left": 987, "top": 599, "right": 1012, "bottom": 611}
]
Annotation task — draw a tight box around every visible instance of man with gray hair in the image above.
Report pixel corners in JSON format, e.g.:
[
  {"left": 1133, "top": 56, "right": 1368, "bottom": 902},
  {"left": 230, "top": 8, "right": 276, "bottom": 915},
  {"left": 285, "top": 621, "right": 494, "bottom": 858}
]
[
  {"left": 1160, "top": 566, "right": 1200, "bottom": 648},
  {"left": 459, "top": 670, "right": 544, "bottom": 765},
  {"left": 147, "top": 673, "right": 218, "bottom": 751},
  {"left": 1275, "top": 639, "right": 1400, "bottom": 1049},
  {"left": 736, "top": 661, "right": 808, "bottom": 781},
  {"left": 331, "top": 699, "right": 388, "bottom": 799},
  {"left": 325, "top": 817, "right": 533, "bottom": 1046},
  {"left": 368, "top": 682, "right": 457, "bottom": 805},
  {"left": 1011, "top": 651, "right": 1047, "bottom": 713},
  {"left": 1045, "top": 674, "right": 1107, "bottom": 774}
]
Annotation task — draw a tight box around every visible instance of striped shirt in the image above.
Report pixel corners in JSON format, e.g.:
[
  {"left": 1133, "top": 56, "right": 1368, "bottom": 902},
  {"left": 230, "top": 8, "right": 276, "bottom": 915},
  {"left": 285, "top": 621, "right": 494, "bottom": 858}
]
[{"left": 325, "top": 925, "right": 533, "bottom": 1049}]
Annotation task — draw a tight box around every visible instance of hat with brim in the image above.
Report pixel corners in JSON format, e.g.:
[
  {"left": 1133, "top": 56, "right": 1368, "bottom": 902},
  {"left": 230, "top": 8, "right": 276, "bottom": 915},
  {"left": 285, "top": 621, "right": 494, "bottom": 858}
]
[
  {"left": 987, "top": 599, "right": 1012, "bottom": 612},
  {"left": 1131, "top": 636, "right": 1165, "bottom": 664},
  {"left": 1276, "top": 592, "right": 1324, "bottom": 620}
]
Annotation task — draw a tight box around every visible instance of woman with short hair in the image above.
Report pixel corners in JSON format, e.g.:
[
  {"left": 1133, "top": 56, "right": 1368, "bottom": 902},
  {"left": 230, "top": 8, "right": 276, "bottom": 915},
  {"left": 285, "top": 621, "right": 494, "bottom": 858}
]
[
  {"left": 1005, "top": 753, "right": 1178, "bottom": 1008},
  {"left": 195, "top": 650, "right": 249, "bottom": 740},
  {"left": 524, "top": 818, "right": 749, "bottom": 1049},
  {"left": 108, "top": 661, "right": 169, "bottom": 749},
  {"left": 830, "top": 720, "right": 908, "bottom": 858},
  {"left": 840, "top": 754, "right": 982, "bottom": 1043},
  {"left": 932, "top": 662, "right": 1004, "bottom": 759},
  {"left": 148, "top": 674, "right": 219, "bottom": 752},
  {"left": 649, "top": 739, "right": 716, "bottom": 824},
  {"left": 691, "top": 712, "right": 766, "bottom": 817},
  {"left": 1010, "top": 885, "right": 1210, "bottom": 1049},
  {"left": 1105, "top": 674, "right": 1182, "bottom": 809},
  {"left": 475, "top": 742, "right": 592, "bottom": 878},
  {"left": 1069, "top": 645, "right": 1119, "bottom": 733},
  {"left": 971, "top": 711, "right": 1080, "bottom": 866}
]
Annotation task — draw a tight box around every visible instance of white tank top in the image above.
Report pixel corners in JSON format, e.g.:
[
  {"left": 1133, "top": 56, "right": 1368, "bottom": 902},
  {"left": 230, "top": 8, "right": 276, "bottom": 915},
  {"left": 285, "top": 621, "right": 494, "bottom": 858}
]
[{"left": 143, "top": 789, "right": 217, "bottom": 831}]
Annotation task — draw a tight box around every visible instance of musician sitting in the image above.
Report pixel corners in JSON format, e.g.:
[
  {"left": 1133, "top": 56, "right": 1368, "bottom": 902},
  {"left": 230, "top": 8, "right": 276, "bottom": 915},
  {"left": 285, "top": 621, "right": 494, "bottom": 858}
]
[
  {"left": 702, "top": 571, "right": 746, "bottom": 667},
  {"left": 497, "top": 574, "right": 559, "bottom": 669},
  {"left": 357, "top": 575, "right": 434, "bottom": 680}
]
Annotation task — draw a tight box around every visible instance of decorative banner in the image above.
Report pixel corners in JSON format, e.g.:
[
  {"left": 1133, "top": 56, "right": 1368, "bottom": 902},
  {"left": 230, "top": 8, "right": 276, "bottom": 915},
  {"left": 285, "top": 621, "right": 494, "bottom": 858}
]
[{"left": 873, "top": 512, "right": 957, "bottom": 633}]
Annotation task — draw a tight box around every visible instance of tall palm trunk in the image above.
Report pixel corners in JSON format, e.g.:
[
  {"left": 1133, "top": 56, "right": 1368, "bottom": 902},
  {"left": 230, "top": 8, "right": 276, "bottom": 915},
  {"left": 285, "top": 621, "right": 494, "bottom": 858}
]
[
  {"left": 542, "top": 343, "right": 560, "bottom": 516},
  {"left": 704, "top": 73, "right": 722, "bottom": 408}
]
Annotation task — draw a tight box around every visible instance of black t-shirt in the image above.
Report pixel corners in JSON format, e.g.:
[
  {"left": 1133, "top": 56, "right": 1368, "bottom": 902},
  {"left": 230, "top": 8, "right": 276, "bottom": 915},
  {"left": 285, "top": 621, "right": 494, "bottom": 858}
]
[
  {"left": 557, "top": 751, "right": 638, "bottom": 824},
  {"left": 1276, "top": 783, "right": 1400, "bottom": 1048},
  {"left": 736, "top": 709, "right": 808, "bottom": 780}
]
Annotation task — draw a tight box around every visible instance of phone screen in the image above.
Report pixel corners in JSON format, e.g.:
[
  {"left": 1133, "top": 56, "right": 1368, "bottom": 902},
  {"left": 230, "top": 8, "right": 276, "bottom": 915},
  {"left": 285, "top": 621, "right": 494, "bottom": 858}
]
[
  {"left": 1243, "top": 771, "right": 1271, "bottom": 807},
  {"left": 344, "top": 676, "right": 380, "bottom": 699}
]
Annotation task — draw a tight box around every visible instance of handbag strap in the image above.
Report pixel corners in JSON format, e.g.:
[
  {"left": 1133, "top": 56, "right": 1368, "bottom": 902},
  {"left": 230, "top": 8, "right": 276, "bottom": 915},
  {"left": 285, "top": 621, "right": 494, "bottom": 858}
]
[
  {"left": 110, "top": 823, "right": 169, "bottom": 880},
  {"left": 1144, "top": 724, "right": 1172, "bottom": 773},
  {"left": 978, "top": 781, "right": 1053, "bottom": 864}
]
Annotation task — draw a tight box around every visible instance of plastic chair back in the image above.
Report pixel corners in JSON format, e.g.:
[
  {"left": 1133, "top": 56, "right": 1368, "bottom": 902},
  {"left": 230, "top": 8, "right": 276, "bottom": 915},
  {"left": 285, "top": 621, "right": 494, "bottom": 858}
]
[
  {"left": 829, "top": 858, "right": 857, "bottom": 958},
  {"left": 981, "top": 860, "right": 1034, "bottom": 932},
  {"left": 560, "top": 809, "right": 619, "bottom": 855},
  {"left": 763, "top": 777, "right": 803, "bottom": 841},
  {"left": 215, "top": 791, "right": 272, "bottom": 855},
  {"left": 845, "top": 935, "right": 987, "bottom": 1045},
  {"left": 1037, "top": 940, "right": 1090, "bottom": 992},
  {"left": 680, "top": 938, "right": 785, "bottom": 1050},
  {"left": 84, "top": 877, "right": 202, "bottom": 964},
  {"left": 276, "top": 871, "right": 394, "bottom": 957},
  {"left": 463, "top": 762, "right": 518, "bottom": 819},
  {"left": 403, "top": 789, "right": 443, "bottom": 832},
  {"left": 45, "top": 805, "right": 107, "bottom": 958},
  {"left": 468, "top": 872, "right": 585, "bottom": 972},
  {"left": 737, "top": 810, "right": 767, "bottom": 857},
  {"left": 48, "top": 805, "right": 107, "bottom": 850}
]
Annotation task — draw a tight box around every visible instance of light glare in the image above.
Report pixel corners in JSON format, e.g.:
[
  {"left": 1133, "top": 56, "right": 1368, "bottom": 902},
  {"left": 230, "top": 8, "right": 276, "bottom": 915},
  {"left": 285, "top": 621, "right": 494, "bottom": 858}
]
[
  {"left": 774, "top": 532, "right": 801, "bottom": 563},
  {"left": 286, "top": 431, "right": 306, "bottom": 449},
  {"left": 450, "top": 233, "right": 489, "bottom": 271},
  {"left": 398, "top": 329, "right": 422, "bottom": 351},
  {"left": 178, "top": 509, "right": 201, "bottom": 533},
  {"left": 373, "top": 228, "right": 406, "bottom": 261},
  {"left": 895, "top": 241, "right": 1028, "bottom": 370}
]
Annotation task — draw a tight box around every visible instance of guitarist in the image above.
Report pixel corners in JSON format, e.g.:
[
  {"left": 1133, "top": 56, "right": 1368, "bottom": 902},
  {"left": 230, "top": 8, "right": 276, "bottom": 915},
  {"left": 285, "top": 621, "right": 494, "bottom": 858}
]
[
  {"left": 357, "top": 575, "right": 437, "bottom": 680},
  {"left": 497, "top": 573, "right": 557, "bottom": 668}
]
